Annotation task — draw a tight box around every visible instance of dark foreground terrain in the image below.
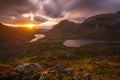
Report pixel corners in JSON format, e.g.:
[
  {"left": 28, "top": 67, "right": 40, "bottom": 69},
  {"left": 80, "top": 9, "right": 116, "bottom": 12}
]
[{"left": 0, "top": 38, "right": 120, "bottom": 80}]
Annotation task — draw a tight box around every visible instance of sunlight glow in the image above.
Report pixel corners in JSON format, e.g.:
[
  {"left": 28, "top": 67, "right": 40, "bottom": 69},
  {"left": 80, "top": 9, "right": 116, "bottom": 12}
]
[
  {"left": 2, "top": 23, "right": 35, "bottom": 28},
  {"left": 24, "top": 24, "right": 35, "bottom": 28},
  {"left": 2, "top": 17, "right": 62, "bottom": 29}
]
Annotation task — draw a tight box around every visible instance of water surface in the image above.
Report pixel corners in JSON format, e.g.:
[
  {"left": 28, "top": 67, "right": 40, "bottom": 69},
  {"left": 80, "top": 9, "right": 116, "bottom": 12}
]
[
  {"left": 30, "top": 34, "right": 45, "bottom": 42},
  {"left": 63, "top": 40, "right": 106, "bottom": 47}
]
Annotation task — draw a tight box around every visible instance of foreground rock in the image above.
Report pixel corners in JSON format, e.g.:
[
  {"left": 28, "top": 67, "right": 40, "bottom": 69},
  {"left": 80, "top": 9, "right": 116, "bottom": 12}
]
[{"left": 14, "top": 63, "right": 91, "bottom": 80}]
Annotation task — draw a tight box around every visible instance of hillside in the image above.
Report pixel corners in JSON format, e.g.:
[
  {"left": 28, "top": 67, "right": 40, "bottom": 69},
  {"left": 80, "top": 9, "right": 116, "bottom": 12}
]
[
  {"left": 0, "top": 24, "right": 36, "bottom": 61},
  {"left": 45, "top": 20, "right": 78, "bottom": 39},
  {"left": 46, "top": 11, "right": 120, "bottom": 40},
  {"left": 1, "top": 38, "right": 119, "bottom": 80},
  {"left": 0, "top": 24, "right": 36, "bottom": 49}
]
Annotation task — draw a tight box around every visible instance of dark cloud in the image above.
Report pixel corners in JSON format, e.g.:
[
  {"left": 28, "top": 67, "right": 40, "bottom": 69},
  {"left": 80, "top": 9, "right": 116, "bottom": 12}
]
[
  {"left": 42, "top": 1, "right": 63, "bottom": 18},
  {"left": 42, "top": 0, "right": 120, "bottom": 19},
  {"left": 65, "top": 0, "right": 105, "bottom": 11},
  {"left": 0, "top": 0, "right": 39, "bottom": 24},
  {"left": 0, "top": 0, "right": 37, "bottom": 15},
  {"left": 0, "top": 0, "right": 120, "bottom": 24},
  {"left": 34, "top": 16, "right": 47, "bottom": 22},
  {"left": 42, "top": 0, "right": 101, "bottom": 17}
]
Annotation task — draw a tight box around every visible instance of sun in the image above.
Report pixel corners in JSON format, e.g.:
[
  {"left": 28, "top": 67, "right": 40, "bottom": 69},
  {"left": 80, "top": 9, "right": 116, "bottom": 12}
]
[{"left": 24, "top": 24, "right": 35, "bottom": 28}]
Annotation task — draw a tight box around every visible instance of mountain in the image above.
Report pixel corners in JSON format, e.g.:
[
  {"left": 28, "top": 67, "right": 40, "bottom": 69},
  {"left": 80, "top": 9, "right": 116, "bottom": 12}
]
[
  {"left": 45, "top": 20, "right": 78, "bottom": 39},
  {"left": 46, "top": 11, "right": 120, "bottom": 40},
  {"left": 0, "top": 24, "right": 36, "bottom": 49},
  {"left": 0, "top": 24, "right": 50, "bottom": 62},
  {"left": 0, "top": 24, "right": 36, "bottom": 61}
]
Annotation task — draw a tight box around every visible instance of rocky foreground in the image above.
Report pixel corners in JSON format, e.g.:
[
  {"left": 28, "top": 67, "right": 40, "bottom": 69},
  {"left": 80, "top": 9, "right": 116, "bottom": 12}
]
[
  {"left": 0, "top": 56, "right": 120, "bottom": 80},
  {"left": 13, "top": 63, "right": 91, "bottom": 80}
]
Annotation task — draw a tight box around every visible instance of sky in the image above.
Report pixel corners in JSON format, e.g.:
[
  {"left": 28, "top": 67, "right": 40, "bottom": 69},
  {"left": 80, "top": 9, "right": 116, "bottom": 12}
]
[{"left": 0, "top": 0, "right": 120, "bottom": 28}]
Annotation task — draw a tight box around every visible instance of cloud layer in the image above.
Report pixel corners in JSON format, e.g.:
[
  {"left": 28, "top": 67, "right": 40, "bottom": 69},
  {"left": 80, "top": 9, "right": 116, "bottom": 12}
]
[{"left": 0, "top": 0, "right": 120, "bottom": 24}]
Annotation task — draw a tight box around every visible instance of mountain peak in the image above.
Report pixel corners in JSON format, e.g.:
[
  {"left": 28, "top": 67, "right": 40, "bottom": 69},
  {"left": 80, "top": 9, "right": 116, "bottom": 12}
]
[
  {"left": 116, "top": 11, "right": 120, "bottom": 14},
  {"left": 59, "top": 20, "right": 70, "bottom": 24},
  {"left": 58, "top": 20, "right": 74, "bottom": 25},
  {"left": 59, "top": 20, "right": 70, "bottom": 23}
]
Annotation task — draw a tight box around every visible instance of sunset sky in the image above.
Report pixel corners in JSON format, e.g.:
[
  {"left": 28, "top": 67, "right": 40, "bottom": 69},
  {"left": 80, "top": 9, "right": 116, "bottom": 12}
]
[{"left": 0, "top": 0, "right": 120, "bottom": 28}]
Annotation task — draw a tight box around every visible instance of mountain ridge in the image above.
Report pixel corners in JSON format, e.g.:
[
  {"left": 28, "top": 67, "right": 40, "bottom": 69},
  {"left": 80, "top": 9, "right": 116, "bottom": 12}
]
[{"left": 46, "top": 11, "right": 120, "bottom": 40}]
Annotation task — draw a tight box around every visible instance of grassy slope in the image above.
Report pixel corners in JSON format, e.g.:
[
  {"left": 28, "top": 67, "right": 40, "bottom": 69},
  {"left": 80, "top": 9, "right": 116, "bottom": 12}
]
[{"left": 0, "top": 38, "right": 120, "bottom": 80}]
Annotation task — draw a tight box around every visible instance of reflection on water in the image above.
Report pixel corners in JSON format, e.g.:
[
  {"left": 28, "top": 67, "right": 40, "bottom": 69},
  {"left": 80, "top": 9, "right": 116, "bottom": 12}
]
[
  {"left": 63, "top": 40, "right": 106, "bottom": 47},
  {"left": 30, "top": 34, "right": 45, "bottom": 42}
]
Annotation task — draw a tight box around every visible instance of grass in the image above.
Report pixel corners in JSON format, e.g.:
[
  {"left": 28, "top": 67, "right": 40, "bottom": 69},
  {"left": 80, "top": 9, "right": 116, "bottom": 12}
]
[
  {"left": 0, "top": 38, "right": 120, "bottom": 80},
  {"left": 0, "top": 56, "right": 120, "bottom": 80}
]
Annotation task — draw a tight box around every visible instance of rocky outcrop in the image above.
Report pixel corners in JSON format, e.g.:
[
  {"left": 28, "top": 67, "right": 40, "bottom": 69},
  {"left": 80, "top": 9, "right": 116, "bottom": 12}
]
[{"left": 14, "top": 63, "right": 91, "bottom": 80}]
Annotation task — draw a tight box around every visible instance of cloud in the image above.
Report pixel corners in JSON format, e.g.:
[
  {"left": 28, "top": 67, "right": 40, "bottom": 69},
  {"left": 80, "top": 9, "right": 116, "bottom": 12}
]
[
  {"left": 34, "top": 16, "right": 47, "bottom": 22},
  {"left": 41, "top": 0, "right": 104, "bottom": 17},
  {"left": 0, "top": 0, "right": 37, "bottom": 15},
  {"left": 0, "top": 0, "right": 39, "bottom": 24},
  {"left": 65, "top": 0, "right": 104, "bottom": 11},
  {"left": 0, "top": 0, "right": 120, "bottom": 24},
  {"left": 42, "top": 4, "right": 63, "bottom": 18},
  {"left": 40, "top": 0, "right": 120, "bottom": 22}
]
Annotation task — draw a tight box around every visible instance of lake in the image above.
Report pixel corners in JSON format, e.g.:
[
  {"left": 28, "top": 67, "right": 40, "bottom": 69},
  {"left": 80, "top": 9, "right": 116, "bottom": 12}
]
[
  {"left": 63, "top": 40, "right": 106, "bottom": 47},
  {"left": 30, "top": 34, "right": 45, "bottom": 42}
]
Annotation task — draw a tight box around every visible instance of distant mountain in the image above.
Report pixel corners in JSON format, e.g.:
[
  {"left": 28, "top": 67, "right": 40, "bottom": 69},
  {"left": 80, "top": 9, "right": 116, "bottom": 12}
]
[{"left": 46, "top": 11, "right": 120, "bottom": 40}]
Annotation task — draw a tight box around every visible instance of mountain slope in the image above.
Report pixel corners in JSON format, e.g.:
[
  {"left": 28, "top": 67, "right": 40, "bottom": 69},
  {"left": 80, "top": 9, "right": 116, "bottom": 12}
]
[
  {"left": 0, "top": 24, "right": 37, "bottom": 62},
  {"left": 46, "top": 11, "right": 120, "bottom": 40},
  {"left": 0, "top": 24, "right": 36, "bottom": 49}
]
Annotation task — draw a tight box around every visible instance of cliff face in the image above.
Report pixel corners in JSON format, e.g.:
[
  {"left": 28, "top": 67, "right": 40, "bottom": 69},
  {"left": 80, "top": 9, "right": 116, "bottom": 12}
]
[{"left": 46, "top": 11, "right": 120, "bottom": 40}]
